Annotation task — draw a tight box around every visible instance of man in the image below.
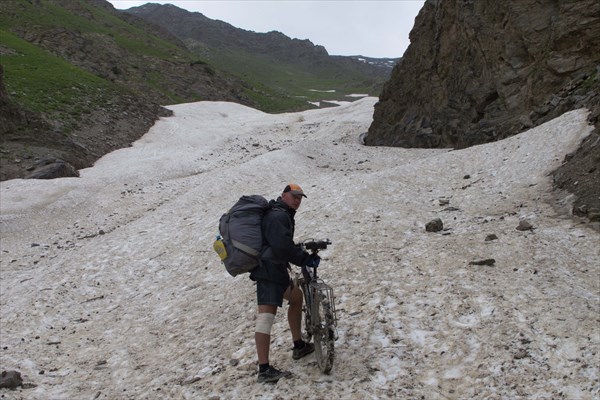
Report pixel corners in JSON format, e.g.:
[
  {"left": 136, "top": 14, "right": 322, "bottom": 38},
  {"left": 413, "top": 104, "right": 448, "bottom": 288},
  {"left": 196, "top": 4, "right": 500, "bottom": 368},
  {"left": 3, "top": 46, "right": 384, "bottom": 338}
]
[{"left": 250, "top": 183, "right": 321, "bottom": 383}]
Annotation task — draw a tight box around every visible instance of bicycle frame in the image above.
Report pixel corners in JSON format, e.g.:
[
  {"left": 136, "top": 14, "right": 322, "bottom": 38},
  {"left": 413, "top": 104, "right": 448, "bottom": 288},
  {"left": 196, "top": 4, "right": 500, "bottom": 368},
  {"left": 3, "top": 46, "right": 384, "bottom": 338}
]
[
  {"left": 299, "top": 264, "right": 337, "bottom": 325},
  {"left": 296, "top": 240, "right": 337, "bottom": 373}
]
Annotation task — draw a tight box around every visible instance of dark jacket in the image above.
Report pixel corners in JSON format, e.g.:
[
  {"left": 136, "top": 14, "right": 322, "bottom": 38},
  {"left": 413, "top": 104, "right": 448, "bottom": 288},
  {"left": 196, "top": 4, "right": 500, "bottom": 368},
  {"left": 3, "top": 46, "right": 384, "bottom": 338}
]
[{"left": 250, "top": 197, "right": 310, "bottom": 285}]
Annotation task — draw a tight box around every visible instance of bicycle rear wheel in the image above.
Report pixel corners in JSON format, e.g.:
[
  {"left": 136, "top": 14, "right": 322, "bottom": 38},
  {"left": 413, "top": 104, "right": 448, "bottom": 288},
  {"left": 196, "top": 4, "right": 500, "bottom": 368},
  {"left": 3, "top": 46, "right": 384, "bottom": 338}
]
[{"left": 311, "top": 284, "right": 336, "bottom": 374}]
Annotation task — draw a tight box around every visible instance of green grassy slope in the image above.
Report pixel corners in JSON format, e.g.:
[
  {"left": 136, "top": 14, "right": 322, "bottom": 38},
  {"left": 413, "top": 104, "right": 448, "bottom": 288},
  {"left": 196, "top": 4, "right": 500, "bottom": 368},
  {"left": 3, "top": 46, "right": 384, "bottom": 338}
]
[
  {"left": 207, "top": 48, "right": 380, "bottom": 103},
  {"left": 1, "top": 29, "right": 130, "bottom": 135},
  {"left": 0, "top": 0, "right": 307, "bottom": 113}
]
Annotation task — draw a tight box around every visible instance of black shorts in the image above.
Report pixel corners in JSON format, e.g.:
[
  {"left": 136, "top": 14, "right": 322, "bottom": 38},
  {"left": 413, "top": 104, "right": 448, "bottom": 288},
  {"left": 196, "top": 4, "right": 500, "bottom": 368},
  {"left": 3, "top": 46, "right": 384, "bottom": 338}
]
[{"left": 256, "top": 279, "right": 291, "bottom": 307}]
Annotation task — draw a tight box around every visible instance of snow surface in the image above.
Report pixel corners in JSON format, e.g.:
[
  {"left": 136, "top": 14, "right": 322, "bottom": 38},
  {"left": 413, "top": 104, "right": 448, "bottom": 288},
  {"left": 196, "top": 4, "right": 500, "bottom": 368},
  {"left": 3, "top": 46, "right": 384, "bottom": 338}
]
[{"left": 1, "top": 98, "right": 599, "bottom": 399}]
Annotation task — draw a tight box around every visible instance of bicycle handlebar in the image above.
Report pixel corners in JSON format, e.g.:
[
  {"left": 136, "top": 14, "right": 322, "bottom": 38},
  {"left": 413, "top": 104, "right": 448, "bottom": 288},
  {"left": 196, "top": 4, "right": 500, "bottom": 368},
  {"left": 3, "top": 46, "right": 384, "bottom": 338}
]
[{"left": 303, "top": 239, "right": 332, "bottom": 252}]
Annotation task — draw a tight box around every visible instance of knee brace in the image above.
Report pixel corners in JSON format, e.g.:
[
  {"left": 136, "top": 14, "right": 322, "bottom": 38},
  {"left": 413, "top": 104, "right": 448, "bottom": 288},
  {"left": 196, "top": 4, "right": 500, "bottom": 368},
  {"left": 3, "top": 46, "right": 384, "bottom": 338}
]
[{"left": 255, "top": 312, "right": 275, "bottom": 335}]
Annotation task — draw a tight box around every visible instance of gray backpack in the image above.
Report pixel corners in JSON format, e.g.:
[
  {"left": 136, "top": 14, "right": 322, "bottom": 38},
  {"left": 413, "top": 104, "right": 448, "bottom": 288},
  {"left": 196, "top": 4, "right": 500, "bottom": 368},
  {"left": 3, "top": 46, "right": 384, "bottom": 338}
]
[{"left": 215, "top": 195, "right": 271, "bottom": 277}]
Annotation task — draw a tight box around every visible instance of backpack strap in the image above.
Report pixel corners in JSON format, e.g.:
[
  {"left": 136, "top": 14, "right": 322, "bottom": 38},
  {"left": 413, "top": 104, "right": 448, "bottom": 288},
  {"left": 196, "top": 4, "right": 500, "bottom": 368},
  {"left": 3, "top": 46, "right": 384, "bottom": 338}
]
[
  {"left": 232, "top": 239, "right": 260, "bottom": 257},
  {"left": 260, "top": 201, "right": 294, "bottom": 251}
]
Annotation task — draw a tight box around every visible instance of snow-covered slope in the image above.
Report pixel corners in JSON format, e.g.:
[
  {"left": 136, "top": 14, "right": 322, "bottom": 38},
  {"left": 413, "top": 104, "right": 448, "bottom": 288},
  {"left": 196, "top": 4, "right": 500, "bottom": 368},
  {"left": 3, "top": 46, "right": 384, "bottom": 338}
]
[{"left": 1, "top": 98, "right": 598, "bottom": 399}]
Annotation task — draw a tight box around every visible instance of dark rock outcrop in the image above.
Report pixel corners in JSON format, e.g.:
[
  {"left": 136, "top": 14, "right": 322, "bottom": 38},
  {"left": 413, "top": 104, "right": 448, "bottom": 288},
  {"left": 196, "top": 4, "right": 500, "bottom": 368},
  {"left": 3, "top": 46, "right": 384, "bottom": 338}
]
[
  {"left": 26, "top": 159, "right": 79, "bottom": 179},
  {"left": 552, "top": 129, "right": 600, "bottom": 224},
  {"left": 367, "top": 0, "right": 599, "bottom": 149},
  {"left": 367, "top": 0, "right": 600, "bottom": 222}
]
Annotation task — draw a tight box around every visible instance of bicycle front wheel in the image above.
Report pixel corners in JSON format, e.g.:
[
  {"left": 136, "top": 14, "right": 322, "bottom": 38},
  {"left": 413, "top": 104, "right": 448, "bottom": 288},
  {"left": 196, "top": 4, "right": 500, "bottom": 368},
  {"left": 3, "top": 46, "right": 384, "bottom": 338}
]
[
  {"left": 311, "top": 286, "right": 336, "bottom": 374},
  {"left": 301, "top": 282, "right": 313, "bottom": 344}
]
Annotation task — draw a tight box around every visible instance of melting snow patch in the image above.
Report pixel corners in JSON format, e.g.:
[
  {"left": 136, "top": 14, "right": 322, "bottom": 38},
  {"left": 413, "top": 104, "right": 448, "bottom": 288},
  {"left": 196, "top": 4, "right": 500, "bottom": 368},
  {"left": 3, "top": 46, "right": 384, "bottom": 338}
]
[{"left": 0, "top": 101, "right": 597, "bottom": 399}]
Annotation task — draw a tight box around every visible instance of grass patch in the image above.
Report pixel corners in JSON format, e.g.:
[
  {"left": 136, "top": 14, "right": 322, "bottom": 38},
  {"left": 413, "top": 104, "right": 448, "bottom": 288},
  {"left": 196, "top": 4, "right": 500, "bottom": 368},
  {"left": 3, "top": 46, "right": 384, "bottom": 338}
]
[
  {"left": 242, "top": 86, "right": 311, "bottom": 114},
  {"left": 1, "top": 29, "right": 130, "bottom": 133},
  {"left": 207, "top": 48, "right": 382, "bottom": 104},
  {"left": 0, "top": 0, "right": 188, "bottom": 62}
]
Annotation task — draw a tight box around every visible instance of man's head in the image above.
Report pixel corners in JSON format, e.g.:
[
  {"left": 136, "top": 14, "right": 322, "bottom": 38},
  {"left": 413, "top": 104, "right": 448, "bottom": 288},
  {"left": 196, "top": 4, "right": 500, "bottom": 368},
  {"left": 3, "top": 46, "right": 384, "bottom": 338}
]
[{"left": 281, "top": 183, "right": 306, "bottom": 210}]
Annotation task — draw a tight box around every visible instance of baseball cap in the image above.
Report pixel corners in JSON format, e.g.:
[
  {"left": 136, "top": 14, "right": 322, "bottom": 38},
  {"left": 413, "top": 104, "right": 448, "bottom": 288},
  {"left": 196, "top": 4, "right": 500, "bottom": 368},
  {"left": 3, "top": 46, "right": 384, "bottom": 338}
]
[{"left": 283, "top": 183, "right": 307, "bottom": 198}]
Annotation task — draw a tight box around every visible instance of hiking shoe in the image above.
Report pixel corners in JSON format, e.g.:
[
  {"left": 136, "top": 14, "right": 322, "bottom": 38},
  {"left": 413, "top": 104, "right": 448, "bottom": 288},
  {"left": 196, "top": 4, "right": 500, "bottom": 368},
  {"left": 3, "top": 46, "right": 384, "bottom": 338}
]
[
  {"left": 292, "top": 342, "right": 315, "bottom": 360},
  {"left": 257, "top": 366, "right": 291, "bottom": 383}
]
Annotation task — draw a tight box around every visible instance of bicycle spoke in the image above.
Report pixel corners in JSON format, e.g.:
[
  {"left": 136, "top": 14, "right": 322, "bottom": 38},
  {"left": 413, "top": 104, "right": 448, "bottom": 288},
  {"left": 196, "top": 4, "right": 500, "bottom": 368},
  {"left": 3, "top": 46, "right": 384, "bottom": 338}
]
[{"left": 312, "top": 287, "right": 335, "bottom": 374}]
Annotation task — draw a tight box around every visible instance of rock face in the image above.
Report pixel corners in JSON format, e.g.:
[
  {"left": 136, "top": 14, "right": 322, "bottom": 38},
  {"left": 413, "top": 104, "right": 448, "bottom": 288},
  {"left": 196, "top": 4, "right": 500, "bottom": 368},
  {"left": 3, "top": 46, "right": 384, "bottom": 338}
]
[
  {"left": 366, "top": 0, "right": 600, "bottom": 224},
  {"left": 366, "top": 0, "right": 600, "bottom": 149}
]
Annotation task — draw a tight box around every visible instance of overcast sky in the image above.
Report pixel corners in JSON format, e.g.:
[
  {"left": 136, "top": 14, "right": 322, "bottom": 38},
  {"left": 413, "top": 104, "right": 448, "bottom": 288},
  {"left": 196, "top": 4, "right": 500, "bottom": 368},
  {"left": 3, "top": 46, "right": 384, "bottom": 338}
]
[{"left": 107, "top": 0, "right": 425, "bottom": 58}]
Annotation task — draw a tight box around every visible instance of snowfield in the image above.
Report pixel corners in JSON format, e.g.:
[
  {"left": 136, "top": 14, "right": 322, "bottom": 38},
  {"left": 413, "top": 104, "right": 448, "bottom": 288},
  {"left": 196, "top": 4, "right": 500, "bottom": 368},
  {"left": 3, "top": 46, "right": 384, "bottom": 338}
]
[{"left": 1, "top": 98, "right": 598, "bottom": 399}]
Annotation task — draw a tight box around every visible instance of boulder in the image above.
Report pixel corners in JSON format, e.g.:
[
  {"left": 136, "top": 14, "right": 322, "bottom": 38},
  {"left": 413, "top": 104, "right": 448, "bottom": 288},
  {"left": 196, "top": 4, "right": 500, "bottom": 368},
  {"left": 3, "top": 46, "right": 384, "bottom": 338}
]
[
  {"left": 516, "top": 220, "right": 534, "bottom": 231},
  {"left": 26, "top": 159, "right": 79, "bottom": 179},
  {"left": 425, "top": 218, "right": 444, "bottom": 232},
  {"left": 0, "top": 370, "right": 23, "bottom": 389}
]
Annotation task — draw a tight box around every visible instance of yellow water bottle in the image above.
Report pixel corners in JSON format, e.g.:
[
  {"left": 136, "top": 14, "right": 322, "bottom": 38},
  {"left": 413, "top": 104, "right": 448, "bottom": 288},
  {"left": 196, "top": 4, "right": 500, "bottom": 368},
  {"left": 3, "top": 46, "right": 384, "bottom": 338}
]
[{"left": 213, "top": 236, "right": 228, "bottom": 261}]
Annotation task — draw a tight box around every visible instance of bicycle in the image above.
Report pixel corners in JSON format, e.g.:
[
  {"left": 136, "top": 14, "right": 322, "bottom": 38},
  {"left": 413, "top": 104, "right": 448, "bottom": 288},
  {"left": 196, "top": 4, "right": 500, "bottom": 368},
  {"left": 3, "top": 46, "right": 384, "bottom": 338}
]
[{"left": 295, "top": 239, "right": 337, "bottom": 374}]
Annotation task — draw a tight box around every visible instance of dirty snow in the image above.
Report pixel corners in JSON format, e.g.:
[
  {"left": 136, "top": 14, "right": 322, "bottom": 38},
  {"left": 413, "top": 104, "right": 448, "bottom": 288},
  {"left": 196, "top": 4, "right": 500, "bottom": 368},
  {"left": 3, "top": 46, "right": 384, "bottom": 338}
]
[{"left": 0, "top": 98, "right": 598, "bottom": 399}]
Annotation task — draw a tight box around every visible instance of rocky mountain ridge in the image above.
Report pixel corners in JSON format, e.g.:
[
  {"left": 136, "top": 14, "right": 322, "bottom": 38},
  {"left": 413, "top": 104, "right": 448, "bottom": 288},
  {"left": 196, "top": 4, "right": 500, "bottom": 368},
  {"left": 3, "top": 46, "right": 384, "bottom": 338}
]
[
  {"left": 366, "top": 0, "right": 600, "bottom": 224},
  {"left": 124, "top": 3, "right": 396, "bottom": 79}
]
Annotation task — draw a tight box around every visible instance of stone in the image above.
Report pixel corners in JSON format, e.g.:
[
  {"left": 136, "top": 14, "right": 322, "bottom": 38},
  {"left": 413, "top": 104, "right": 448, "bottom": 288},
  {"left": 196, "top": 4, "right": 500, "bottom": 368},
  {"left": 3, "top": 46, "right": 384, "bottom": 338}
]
[
  {"left": 26, "top": 160, "right": 79, "bottom": 179},
  {"left": 516, "top": 220, "right": 534, "bottom": 231},
  {"left": 0, "top": 370, "right": 23, "bottom": 389},
  {"left": 425, "top": 218, "right": 444, "bottom": 232},
  {"left": 513, "top": 350, "right": 529, "bottom": 360},
  {"left": 469, "top": 259, "right": 496, "bottom": 266},
  {"left": 443, "top": 206, "right": 460, "bottom": 212}
]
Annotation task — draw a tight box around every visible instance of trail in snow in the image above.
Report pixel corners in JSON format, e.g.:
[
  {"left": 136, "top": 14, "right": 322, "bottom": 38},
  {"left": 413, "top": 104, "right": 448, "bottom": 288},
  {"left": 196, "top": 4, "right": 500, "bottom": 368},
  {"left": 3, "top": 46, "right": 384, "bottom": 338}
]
[{"left": 1, "top": 98, "right": 598, "bottom": 399}]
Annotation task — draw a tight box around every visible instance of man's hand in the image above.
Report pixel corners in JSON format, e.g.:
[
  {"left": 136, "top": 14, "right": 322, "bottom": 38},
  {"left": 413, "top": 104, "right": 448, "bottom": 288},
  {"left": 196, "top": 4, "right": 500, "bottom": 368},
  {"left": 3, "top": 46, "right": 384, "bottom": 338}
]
[{"left": 305, "top": 254, "right": 321, "bottom": 268}]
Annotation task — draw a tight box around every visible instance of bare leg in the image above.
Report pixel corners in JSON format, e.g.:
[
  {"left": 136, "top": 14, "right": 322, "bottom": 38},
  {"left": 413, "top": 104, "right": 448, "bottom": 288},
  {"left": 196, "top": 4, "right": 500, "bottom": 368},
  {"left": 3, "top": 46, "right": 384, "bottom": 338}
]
[
  {"left": 284, "top": 285, "right": 303, "bottom": 342},
  {"left": 256, "top": 305, "right": 277, "bottom": 365}
]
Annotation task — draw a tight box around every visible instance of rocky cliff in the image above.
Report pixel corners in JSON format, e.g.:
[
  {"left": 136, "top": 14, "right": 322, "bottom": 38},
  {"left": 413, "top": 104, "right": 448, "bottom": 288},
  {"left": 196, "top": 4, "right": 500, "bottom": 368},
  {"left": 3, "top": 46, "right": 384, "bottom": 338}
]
[{"left": 366, "top": 0, "right": 600, "bottom": 223}]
